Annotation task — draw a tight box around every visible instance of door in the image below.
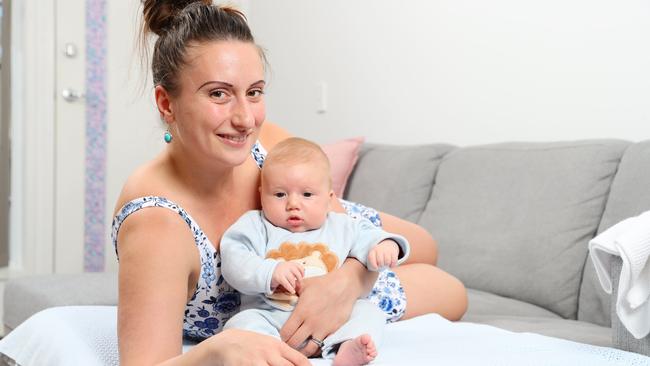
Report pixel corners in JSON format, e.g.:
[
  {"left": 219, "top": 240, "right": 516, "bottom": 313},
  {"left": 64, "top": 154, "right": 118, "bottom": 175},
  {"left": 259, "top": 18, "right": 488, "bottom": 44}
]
[
  {"left": 54, "top": 0, "right": 88, "bottom": 273},
  {"left": 0, "top": 0, "right": 10, "bottom": 267}
]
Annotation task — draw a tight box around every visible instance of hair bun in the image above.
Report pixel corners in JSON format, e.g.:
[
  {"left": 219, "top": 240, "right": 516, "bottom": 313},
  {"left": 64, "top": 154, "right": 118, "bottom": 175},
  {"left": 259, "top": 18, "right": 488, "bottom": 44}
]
[{"left": 142, "top": 0, "right": 212, "bottom": 36}]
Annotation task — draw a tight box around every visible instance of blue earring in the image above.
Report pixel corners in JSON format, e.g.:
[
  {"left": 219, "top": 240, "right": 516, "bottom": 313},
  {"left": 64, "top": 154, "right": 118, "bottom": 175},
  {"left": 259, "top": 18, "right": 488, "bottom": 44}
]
[{"left": 164, "top": 130, "right": 172, "bottom": 143}]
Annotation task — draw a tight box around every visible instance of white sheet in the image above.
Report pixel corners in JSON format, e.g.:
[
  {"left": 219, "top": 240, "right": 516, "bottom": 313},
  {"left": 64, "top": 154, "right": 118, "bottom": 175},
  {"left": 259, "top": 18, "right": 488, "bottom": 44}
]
[{"left": 1, "top": 306, "right": 649, "bottom": 366}]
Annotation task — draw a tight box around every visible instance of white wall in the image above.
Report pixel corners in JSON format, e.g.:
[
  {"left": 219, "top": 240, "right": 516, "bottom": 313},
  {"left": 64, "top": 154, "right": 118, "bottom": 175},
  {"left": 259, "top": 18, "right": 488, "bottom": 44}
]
[
  {"left": 103, "top": 1, "right": 163, "bottom": 272},
  {"left": 11, "top": 0, "right": 650, "bottom": 273},
  {"left": 249, "top": 0, "right": 650, "bottom": 146}
]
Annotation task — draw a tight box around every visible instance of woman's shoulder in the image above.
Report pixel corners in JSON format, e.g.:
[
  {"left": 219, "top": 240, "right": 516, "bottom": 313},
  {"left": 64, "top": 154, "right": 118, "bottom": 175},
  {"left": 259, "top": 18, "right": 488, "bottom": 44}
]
[
  {"left": 113, "top": 155, "right": 168, "bottom": 217},
  {"left": 259, "top": 121, "right": 293, "bottom": 150},
  {"left": 112, "top": 157, "right": 200, "bottom": 262}
]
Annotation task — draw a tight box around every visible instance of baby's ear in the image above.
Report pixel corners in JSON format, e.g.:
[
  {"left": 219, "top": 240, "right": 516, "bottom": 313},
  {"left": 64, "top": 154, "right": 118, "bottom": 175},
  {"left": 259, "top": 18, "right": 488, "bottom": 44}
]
[{"left": 326, "top": 191, "right": 334, "bottom": 212}]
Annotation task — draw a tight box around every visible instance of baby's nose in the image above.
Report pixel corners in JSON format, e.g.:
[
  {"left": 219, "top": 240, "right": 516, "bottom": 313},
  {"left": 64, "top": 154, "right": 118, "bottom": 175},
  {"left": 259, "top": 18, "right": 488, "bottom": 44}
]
[{"left": 286, "top": 195, "right": 300, "bottom": 209}]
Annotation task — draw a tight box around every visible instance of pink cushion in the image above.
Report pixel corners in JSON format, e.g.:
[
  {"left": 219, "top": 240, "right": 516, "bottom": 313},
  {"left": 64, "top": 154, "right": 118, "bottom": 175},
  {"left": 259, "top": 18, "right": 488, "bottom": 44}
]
[{"left": 321, "top": 137, "right": 365, "bottom": 197}]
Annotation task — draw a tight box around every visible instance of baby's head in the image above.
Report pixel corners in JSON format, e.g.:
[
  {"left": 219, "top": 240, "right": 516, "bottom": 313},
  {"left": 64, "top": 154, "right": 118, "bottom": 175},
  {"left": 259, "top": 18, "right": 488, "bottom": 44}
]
[{"left": 260, "top": 137, "right": 333, "bottom": 232}]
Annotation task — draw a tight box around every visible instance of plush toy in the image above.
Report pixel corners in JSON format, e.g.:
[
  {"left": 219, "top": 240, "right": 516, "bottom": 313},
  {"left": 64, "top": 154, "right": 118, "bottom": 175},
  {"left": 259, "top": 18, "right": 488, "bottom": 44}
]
[{"left": 264, "top": 242, "right": 338, "bottom": 310}]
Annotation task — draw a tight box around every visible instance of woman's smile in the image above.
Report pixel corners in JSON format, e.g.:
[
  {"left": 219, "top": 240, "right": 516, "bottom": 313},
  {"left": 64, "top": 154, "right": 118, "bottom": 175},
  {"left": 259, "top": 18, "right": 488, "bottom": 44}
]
[{"left": 216, "top": 132, "right": 251, "bottom": 147}]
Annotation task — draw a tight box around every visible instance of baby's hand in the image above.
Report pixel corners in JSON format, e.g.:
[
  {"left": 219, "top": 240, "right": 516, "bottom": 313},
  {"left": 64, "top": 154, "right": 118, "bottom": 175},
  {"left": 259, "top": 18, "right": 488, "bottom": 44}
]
[
  {"left": 271, "top": 261, "right": 304, "bottom": 294},
  {"left": 368, "top": 240, "right": 399, "bottom": 271}
]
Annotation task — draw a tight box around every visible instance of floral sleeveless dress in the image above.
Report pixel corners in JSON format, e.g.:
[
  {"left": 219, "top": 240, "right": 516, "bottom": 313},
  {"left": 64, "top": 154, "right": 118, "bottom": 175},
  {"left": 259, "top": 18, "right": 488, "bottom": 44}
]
[{"left": 112, "top": 141, "right": 406, "bottom": 341}]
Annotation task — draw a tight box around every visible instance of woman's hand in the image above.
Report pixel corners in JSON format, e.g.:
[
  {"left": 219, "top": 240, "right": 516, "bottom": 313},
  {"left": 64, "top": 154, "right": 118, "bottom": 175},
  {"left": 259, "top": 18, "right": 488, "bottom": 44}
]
[
  {"left": 279, "top": 259, "right": 378, "bottom": 356},
  {"left": 207, "top": 328, "right": 310, "bottom": 366}
]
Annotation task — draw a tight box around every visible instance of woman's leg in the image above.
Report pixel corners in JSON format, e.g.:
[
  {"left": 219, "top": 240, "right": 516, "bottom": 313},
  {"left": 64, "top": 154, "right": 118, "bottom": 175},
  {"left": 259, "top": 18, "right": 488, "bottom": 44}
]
[
  {"left": 380, "top": 212, "right": 438, "bottom": 265},
  {"left": 393, "top": 263, "right": 467, "bottom": 321},
  {"left": 380, "top": 211, "right": 468, "bottom": 321}
]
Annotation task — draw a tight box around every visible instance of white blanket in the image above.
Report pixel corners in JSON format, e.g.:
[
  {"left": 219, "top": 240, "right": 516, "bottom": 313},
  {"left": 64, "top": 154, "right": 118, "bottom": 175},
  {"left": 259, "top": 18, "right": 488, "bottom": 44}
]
[
  {"left": 1, "top": 306, "right": 649, "bottom": 366},
  {"left": 589, "top": 210, "right": 650, "bottom": 339}
]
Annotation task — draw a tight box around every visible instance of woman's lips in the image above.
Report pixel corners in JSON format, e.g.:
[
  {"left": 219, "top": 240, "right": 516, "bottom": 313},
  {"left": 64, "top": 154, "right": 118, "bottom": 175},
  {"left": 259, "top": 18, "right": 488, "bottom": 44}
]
[{"left": 216, "top": 133, "right": 248, "bottom": 146}]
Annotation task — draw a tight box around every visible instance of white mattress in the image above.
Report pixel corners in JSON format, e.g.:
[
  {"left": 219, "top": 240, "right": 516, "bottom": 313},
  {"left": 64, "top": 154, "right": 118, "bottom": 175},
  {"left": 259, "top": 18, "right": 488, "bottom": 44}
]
[{"left": 1, "top": 306, "right": 649, "bottom": 366}]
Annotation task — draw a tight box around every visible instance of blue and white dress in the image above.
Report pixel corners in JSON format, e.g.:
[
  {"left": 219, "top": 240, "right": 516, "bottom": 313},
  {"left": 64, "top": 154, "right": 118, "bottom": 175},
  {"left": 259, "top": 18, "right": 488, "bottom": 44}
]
[{"left": 112, "top": 141, "right": 407, "bottom": 341}]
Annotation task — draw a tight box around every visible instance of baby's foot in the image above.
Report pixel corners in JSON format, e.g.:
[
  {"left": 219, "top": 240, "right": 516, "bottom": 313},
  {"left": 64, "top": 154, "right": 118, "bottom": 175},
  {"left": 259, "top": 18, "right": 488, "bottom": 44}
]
[{"left": 332, "top": 334, "right": 377, "bottom": 366}]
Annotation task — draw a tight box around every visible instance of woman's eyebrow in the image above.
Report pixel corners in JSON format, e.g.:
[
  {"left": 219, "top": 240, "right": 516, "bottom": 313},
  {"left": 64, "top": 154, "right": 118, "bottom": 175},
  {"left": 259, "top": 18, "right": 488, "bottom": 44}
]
[
  {"left": 196, "top": 80, "right": 266, "bottom": 92},
  {"left": 196, "top": 80, "right": 232, "bottom": 92}
]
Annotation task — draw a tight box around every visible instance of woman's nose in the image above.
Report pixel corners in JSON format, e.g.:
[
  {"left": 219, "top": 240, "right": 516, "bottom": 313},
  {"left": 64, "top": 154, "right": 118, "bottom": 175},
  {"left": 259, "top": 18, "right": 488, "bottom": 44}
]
[{"left": 231, "top": 99, "right": 255, "bottom": 130}]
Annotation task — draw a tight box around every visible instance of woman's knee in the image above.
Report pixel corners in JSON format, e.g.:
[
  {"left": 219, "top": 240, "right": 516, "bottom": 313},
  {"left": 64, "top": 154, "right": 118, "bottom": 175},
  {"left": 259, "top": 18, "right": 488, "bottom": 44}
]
[
  {"left": 396, "top": 263, "right": 467, "bottom": 321},
  {"left": 409, "top": 225, "right": 438, "bottom": 266}
]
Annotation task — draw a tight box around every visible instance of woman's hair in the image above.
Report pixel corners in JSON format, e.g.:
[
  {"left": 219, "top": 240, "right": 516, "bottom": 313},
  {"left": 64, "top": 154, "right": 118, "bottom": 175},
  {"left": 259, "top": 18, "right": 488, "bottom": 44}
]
[{"left": 140, "top": 0, "right": 264, "bottom": 95}]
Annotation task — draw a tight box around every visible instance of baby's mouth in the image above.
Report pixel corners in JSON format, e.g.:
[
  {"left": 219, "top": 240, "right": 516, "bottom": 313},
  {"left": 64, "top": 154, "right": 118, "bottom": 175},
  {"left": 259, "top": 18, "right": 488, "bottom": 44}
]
[{"left": 288, "top": 216, "right": 302, "bottom": 224}]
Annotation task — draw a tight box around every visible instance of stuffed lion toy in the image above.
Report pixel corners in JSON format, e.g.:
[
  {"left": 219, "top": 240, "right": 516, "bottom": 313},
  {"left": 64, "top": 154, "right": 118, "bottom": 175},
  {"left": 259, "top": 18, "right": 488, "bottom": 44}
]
[{"left": 264, "top": 242, "right": 338, "bottom": 310}]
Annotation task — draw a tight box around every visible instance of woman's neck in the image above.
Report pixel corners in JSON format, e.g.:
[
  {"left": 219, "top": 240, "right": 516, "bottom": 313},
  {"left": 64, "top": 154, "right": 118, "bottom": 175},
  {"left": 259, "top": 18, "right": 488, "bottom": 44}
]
[{"left": 164, "top": 148, "right": 240, "bottom": 200}]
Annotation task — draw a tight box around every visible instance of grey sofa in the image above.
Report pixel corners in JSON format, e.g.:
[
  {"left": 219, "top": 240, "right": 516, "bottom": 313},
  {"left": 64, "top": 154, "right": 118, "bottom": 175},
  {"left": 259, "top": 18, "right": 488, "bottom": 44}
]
[{"left": 4, "top": 139, "right": 650, "bottom": 354}]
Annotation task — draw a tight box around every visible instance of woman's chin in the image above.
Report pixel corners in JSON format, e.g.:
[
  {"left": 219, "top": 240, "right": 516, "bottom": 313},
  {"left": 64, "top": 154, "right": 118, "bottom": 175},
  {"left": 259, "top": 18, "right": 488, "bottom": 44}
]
[
  {"left": 212, "top": 147, "right": 253, "bottom": 168},
  {"left": 217, "top": 154, "right": 249, "bottom": 168}
]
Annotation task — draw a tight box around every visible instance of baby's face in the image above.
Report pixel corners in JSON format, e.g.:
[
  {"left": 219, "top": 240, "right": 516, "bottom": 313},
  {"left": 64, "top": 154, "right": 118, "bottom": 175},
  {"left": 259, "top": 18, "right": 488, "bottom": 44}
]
[{"left": 260, "top": 162, "right": 333, "bottom": 232}]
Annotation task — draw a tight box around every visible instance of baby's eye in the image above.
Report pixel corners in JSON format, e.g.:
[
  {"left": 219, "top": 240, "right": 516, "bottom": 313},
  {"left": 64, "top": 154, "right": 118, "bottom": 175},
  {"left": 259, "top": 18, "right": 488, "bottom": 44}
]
[
  {"left": 303, "top": 192, "right": 313, "bottom": 198},
  {"left": 274, "top": 192, "right": 286, "bottom": 198}
]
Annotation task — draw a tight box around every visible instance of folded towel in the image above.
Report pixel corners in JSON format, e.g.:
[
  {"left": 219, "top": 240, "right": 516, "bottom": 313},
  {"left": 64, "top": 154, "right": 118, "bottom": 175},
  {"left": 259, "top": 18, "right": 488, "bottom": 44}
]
[{"left": 589, "top": 211, "right": 650, "bottom": 339}]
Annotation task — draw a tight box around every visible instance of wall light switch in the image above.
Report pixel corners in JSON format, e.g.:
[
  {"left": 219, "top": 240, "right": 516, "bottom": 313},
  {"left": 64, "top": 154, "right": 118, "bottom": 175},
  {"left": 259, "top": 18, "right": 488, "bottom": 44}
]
[{"left": 317, "top": 82, "right": 327, "bottom": 114}]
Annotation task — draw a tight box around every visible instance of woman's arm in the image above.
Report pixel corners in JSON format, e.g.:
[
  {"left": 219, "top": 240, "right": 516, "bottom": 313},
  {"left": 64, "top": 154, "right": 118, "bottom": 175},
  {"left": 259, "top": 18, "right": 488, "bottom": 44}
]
[
  {"left": 117, "top": 208, "right": 197, "bottom": 365},
  {"left": 280, "top": 258, "right": 378, "bottom": 356},
  {"left": 117, "top": 208, "right": 309, "bottom": 365},
  {"left": 259, "top": 121, "right": 293, "bottom": 149}
]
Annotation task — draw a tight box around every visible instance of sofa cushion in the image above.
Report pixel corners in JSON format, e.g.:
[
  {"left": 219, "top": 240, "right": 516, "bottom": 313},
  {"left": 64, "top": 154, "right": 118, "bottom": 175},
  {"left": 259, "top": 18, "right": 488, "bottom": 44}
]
[
  {"left": 578, "top": 140, "right": 650, "bottom": 326},
  {"left": 418, "top": 140, "right": 628, "bottom": 319},
  {"left": 464, "top": 288, "right": 561, "bottom": 319},
  {"left": 321, "top": 136, "right": 365, "bottom": 197},
  {"left": 463, "top": 290, "right": 611, "bottom": 347},
  {"left": 3, "top": 273, "right": 118, "bottom": 331},
  {"left": 344, "top": 143, "right": 455, "bottom": 222},
  {"left": 462, "top": 315, "right": 612, "bottom": 347}
]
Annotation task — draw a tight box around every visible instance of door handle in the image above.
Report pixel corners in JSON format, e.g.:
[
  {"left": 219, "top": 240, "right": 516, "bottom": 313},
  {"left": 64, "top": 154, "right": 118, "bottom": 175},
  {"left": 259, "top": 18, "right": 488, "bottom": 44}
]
[{"left": 61, "top": 88, "right": 85, "bottom": 103}]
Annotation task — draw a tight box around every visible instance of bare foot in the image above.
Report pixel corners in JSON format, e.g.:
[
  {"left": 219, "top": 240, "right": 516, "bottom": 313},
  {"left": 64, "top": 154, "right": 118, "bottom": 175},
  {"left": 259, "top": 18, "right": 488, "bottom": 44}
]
[{"left": 332, "top": 334, "right": 377, "bottom": 366}]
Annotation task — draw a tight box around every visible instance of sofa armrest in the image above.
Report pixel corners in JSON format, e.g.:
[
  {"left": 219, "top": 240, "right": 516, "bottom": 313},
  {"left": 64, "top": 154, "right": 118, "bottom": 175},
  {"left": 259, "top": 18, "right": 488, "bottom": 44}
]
[
  {"left": 611, "top": 256, "right": 650, "bottom": 355},
  {"left": 3, "top": 272, "right": 118, "bottom": 333}
]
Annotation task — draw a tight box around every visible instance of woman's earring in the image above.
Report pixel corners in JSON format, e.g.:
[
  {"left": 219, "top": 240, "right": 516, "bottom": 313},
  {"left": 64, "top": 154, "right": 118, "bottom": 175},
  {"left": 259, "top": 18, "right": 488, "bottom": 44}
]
[{"left": 164, "top": 130, "right": 173, "bottom": 143}]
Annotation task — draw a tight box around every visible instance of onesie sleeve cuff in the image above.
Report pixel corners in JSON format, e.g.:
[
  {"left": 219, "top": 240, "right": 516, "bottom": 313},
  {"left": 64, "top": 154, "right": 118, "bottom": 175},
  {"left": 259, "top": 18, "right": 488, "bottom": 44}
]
[
  {"left": 263, "top": 259, "right": 279, "bottom": 295},
  {"left": 390, "top": 234, "right": 411, "bottom": 266}
]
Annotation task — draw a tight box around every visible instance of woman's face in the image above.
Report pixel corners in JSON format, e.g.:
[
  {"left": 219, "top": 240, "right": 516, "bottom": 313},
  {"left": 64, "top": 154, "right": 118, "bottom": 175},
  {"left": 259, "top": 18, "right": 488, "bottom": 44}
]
[{"left": 164, "top": 40, "right": 266, "bottom": 168}]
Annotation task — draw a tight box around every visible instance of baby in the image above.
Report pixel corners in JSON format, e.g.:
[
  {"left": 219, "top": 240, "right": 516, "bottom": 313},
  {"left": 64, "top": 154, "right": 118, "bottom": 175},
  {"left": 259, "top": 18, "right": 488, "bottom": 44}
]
[{"left": 221, "top": 137, "right": 410, "bottom": 366}]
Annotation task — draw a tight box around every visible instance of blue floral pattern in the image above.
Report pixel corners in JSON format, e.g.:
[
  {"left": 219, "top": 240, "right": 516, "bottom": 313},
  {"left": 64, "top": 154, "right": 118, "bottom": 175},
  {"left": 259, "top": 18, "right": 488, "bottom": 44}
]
[
  {"left": 111, "top": 196, "right": 240, "bottom": 340},
  {"left": 339, "top": 199, "right": 383, "bottom": 228},
  {"left": 367, "top": 269, "right": 407, "bottom": 323},
  {"left": 251, "top": 141, "right": 267, "bottom": 169}
]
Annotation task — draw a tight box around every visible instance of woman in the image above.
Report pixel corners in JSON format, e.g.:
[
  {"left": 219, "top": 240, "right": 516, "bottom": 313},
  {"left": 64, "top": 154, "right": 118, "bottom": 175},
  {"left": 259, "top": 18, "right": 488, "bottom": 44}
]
[{"left": 113, "top": 1, "right": 467, "bottom": 364}]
